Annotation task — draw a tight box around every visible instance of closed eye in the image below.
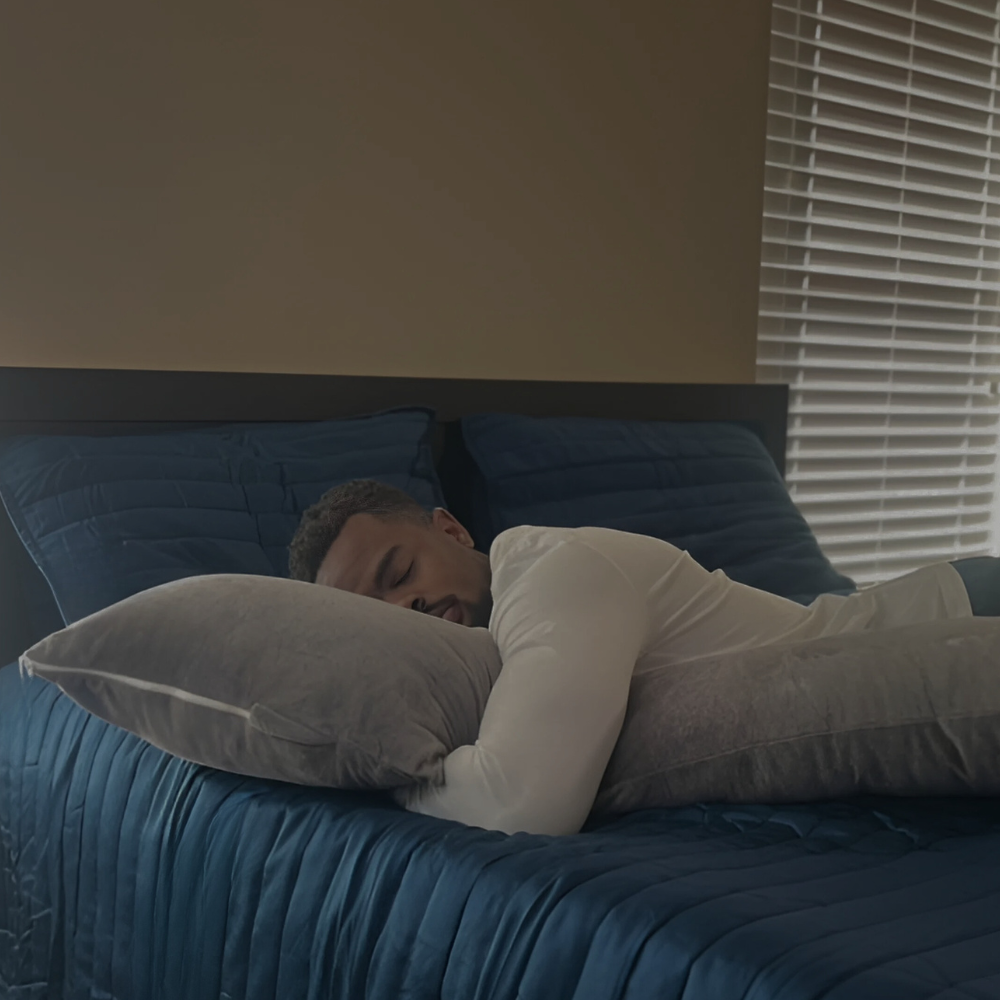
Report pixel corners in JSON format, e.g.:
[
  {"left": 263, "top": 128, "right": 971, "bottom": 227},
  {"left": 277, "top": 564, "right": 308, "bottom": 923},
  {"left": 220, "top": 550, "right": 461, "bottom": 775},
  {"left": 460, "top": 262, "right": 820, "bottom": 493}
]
[{"left": 395, "top": 562, "right": 414, "bottom": 588}]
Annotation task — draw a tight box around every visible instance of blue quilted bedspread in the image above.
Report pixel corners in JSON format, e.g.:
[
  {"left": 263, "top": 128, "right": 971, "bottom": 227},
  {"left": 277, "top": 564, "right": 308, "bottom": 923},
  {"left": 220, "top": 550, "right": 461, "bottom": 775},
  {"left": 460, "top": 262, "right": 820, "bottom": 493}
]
[{"left": 3, "top": 662, "right": 1000, "bottom": 1000}]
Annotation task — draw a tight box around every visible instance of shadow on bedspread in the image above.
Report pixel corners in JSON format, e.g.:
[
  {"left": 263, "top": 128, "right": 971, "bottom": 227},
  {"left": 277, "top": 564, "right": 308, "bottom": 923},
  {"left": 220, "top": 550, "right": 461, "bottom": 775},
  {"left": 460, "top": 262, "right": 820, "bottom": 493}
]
[{"left": 2, "top": 661, "right": 1000, "bottom": 1000}]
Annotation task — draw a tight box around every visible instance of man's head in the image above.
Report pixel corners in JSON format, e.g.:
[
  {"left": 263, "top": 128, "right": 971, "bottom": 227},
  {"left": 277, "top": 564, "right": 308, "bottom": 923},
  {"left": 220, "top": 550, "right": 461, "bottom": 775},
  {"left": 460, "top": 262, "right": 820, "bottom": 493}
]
[{"left": 288, "top": 479, "right": 493, "bottom": 628}]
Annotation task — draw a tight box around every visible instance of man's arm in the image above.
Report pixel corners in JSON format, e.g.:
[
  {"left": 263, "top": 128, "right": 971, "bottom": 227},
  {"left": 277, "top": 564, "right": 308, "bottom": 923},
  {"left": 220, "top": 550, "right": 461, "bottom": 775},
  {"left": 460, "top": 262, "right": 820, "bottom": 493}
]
[{"left": 398, "top": 536, "right": 647, "bottom": 836}]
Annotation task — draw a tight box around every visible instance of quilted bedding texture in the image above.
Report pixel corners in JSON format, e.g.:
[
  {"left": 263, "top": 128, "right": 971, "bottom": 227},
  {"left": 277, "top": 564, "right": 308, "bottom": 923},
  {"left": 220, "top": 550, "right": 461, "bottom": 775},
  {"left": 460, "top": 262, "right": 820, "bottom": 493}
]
[{"left": 3, "top": 662, "right": 1000, "bottom": 1000}]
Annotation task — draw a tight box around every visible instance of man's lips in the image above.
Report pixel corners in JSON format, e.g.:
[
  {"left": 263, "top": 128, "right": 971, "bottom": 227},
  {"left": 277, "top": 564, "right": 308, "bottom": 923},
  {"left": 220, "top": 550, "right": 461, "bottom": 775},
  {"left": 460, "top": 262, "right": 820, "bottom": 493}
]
[{"left": 430, "top": 597, "right": 464, "bottom": 625}]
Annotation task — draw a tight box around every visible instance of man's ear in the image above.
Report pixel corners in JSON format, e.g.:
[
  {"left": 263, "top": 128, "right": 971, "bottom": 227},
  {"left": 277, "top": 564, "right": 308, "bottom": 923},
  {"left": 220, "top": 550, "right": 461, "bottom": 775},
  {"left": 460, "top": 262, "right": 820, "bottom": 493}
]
[{"left": 431, "top": 507, "right": 475, "bottom": 548}]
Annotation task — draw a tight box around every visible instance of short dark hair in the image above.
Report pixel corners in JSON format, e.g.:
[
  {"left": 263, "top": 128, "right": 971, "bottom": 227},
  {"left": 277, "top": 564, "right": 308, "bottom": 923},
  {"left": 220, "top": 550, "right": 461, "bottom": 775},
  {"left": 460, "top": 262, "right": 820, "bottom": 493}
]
[{"left": 288, "top": 479, "right": 432, "bottom": 583}]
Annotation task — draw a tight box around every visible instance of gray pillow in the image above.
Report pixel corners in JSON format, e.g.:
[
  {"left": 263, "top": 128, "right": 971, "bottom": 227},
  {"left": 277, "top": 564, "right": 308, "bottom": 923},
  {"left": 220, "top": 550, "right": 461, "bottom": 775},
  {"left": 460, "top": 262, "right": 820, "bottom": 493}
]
[
  {"left": 21, "top": 574, "right": 502, "bottom": 789},
  {"left": 595, "top": 618, "right": 1000, "bottom": 815}
]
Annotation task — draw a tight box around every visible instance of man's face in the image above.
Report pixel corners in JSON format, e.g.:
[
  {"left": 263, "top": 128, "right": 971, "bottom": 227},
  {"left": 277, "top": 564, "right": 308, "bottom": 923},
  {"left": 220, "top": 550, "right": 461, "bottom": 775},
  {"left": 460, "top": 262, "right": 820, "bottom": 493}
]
[{"left": 315, "top": 509, "right": 493, "bottom": 628}]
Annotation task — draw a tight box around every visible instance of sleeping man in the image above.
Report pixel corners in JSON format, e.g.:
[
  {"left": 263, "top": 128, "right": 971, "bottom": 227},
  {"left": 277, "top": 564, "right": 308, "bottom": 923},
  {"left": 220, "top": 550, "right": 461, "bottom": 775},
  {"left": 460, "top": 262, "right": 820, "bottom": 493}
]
[{"left": 288, "top": 479, "right": 998, "bottom": 836}]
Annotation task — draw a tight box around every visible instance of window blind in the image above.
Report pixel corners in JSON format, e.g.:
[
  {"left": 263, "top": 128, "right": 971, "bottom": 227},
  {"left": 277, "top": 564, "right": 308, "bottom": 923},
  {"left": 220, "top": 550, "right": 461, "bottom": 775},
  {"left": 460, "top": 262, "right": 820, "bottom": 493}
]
[{"left": 758, "top": 0, "right": 1000, "bottom": 587}]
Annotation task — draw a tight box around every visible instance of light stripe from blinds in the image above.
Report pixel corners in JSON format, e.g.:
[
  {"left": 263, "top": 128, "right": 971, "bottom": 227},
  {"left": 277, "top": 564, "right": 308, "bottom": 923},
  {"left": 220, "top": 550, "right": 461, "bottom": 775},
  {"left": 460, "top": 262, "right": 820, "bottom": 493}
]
[{"left": 758, "top": 0, "right": 1000, "bottom": 587}]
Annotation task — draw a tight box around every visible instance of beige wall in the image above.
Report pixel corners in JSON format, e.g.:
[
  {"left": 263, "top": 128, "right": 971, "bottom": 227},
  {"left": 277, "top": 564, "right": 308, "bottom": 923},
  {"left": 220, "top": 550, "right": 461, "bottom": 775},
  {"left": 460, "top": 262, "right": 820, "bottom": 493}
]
[{"left": 0, "top": 2, "right": 772, "bottom": 383}]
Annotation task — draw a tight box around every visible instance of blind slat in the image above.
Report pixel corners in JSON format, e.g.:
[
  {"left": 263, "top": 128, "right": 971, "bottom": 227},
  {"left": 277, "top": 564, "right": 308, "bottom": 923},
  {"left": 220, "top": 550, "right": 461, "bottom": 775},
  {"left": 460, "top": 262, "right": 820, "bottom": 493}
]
[
  {"left": 803, "top": 501, "right": 995, "bottom": 524},
  {"left": 760, "top": 284, "right": 1000, "bottom": 311},
  {"left": 781, "top": 378, "right": 1000, "bottom": 394},
  {"left": 762, "top": 235, "right": 1000, "bottom": 270},
  {"left": 758, "top": 260, "right": 1000, "bottom": 291},
  {"left": 791, "top": 446, "right": 1000, "bottom": 457},
  {"left": 788, "top": 467, "right": 995, "bottom": 482},
  {"left": 760, "top": 310, "right": 1000, "bottom": 334},
  {"left": 759, "top": 333, "right": 1000, "bottom": 362},
  {"left": 763, "top": 213, "right": 1000, "bottom": 252},
  {"left": 784, "top": 425, "right": 1000, "bottom": 438},
  {"left": 791, "top": 484, "right": 993, "bottom": 502},
  {"left": 790, "top": 403, "right": 1000, "bottom": 415}
]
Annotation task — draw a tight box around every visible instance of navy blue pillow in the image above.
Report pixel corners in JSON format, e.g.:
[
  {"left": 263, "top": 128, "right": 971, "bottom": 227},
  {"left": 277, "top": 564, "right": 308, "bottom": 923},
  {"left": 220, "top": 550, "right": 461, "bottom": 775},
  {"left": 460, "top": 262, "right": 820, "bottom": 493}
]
[
  {"left": 0, "top": 409, "right": 443, "bottom": 624},
  {"left": 461, "top": 413, "right": 855, "bottom": 605}
]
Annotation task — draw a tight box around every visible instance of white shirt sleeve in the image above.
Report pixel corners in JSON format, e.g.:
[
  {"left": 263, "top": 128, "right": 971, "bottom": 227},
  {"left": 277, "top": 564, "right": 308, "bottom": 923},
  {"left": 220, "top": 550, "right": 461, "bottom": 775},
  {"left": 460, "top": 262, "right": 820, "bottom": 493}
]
[{"left": 397, "top": 529, "right": 647, "bottom": 836}]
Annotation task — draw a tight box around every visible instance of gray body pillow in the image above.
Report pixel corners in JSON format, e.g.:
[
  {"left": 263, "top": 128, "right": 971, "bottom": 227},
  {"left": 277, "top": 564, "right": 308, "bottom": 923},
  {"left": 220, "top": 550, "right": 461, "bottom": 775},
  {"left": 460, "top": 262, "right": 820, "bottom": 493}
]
[
  {"left": 597, "top": 618, "right": 1000, "bottom": 815},
  {"left": 22, "top": 575, "right": 1000, "bottom": 812}
]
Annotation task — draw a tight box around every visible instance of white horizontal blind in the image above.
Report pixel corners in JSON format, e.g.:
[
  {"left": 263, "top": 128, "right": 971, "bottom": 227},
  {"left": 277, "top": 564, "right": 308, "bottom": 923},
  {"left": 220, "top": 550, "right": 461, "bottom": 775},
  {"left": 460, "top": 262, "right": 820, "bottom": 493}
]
[{"left": 758, "top": 0, "right": 1000, "bottom": 586}]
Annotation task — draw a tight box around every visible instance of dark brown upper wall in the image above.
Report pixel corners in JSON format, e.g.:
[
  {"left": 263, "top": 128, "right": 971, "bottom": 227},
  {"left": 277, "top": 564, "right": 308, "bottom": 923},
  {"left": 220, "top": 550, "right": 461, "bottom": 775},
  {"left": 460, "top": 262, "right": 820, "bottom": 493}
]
[{"left": 0, "top": 1, "right": 772, "bottom": 383}]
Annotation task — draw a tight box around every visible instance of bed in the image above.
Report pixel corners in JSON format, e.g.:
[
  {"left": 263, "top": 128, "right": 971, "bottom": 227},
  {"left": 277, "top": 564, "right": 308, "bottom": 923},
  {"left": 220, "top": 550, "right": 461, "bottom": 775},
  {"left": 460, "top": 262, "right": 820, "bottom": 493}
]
[{"left": 2, "top": 366, "right": 999, "bottom": 1000}]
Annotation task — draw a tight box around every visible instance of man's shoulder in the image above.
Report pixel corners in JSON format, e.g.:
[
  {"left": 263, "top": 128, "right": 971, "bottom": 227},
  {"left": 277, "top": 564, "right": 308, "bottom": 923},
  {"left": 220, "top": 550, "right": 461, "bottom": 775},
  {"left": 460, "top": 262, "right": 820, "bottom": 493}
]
[
  {"left": 489, "top": 525, "right": 581, "bottom": 569},
  {"left": 488, "top": 525, "right": 646, "bottom": 586},
  {"left": 490, "top": 524, "right": 646, "bottom": 556},
  {"left": 487, "top": 526, "right": 651, "bottom": 638}
]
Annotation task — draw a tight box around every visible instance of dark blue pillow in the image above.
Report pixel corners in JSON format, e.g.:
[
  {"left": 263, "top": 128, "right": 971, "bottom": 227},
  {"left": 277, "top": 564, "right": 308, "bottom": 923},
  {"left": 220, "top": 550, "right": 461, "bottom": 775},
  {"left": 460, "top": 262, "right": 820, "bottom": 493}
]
[
  {"left": 461, "top": 413, "right": 855, "bottom": 605},
  {"left": 0, "top": 409, "right": 443, "bottom": 624}
]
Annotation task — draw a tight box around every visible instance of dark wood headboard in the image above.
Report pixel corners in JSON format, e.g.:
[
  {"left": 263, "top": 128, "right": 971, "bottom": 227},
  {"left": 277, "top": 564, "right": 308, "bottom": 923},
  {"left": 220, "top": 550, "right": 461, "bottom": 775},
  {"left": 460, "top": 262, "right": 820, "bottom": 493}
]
[{"left": 0, "top": 367, "right": 788, "bottom": 664}]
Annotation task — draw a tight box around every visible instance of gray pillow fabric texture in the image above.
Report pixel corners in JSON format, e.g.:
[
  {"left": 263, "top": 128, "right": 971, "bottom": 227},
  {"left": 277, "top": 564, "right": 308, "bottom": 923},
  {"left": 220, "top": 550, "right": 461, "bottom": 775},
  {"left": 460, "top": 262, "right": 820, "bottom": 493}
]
[
  {"left": 20, "top": 574, "right": 502, "bottom": 789},
  {"left": 595, "top": 618, "right": 1000, "bottom": 815}
]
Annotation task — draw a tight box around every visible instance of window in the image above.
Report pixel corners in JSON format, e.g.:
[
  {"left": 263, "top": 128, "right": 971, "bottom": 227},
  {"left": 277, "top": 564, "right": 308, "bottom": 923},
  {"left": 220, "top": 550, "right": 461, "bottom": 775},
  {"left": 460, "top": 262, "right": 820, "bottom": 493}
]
[{"left": 758, "top": 0, "right": 1000, "bottom": 586}]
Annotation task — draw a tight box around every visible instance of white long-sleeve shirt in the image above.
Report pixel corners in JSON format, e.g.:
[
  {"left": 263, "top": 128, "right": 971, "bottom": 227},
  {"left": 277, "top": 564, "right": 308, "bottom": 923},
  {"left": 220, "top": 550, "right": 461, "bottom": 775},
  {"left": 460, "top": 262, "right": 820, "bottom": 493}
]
[{"left": 399, "top": 525, "right": 973, "bottom": 836}]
